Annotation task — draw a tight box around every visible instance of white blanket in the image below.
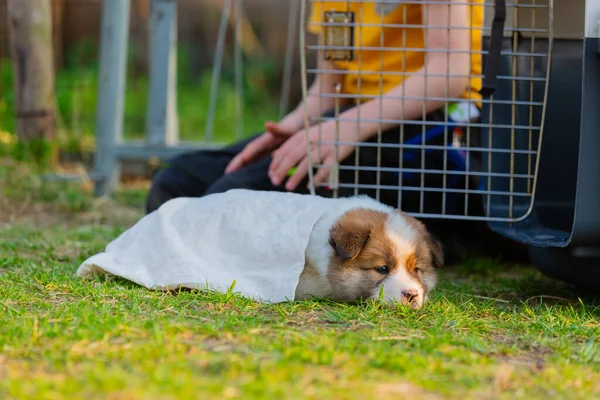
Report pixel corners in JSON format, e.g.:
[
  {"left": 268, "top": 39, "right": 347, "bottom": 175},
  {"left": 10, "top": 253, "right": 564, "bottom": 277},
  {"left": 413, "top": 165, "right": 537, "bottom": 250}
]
[{"left": 76, "top": 189, "right": 337, "bottom": 303}]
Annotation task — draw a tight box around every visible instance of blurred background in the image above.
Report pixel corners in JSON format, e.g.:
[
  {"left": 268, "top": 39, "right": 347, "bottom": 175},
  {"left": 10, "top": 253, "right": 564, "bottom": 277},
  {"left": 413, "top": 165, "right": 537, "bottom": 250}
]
[{"left": 0, "top": 0, "right": 313, "bottom": 175}]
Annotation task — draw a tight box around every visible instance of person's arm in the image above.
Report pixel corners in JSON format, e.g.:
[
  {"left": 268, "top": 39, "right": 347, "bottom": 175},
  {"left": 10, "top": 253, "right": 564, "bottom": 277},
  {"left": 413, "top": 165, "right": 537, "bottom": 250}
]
[
  {"left": 280, "top": 0, "right": 347, "bottom": 130},
  {"left": 225, "top": 56, "right": 342, "bottom": 174},
  {"left": 268, "top": 0, "right": 474, "bottom": 189},
  {"left": 336, "top": 0, "right": 471, "bottom": 141},
  {"left": 226, "top": 1, "right": 345, "bottom": 174},
  {"left": 278, "top": 56, "right": 344, "bottom": 132}
]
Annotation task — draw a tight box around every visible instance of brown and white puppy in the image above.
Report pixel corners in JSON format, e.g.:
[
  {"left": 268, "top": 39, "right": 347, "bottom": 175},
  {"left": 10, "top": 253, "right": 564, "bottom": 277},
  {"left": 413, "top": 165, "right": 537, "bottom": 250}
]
[{"left": 295, "top": 196, "right": 443, "bottom": 308}]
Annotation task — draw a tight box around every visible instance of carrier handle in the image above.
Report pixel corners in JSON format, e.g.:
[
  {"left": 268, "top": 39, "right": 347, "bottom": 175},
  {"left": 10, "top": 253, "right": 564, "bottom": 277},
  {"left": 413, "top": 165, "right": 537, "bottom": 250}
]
[{"left": 480, "top": 0, "right": 506, "bottom": 98}]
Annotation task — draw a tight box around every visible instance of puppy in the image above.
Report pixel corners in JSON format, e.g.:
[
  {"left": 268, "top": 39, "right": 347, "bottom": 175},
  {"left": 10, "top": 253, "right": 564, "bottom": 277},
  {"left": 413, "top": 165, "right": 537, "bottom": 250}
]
[{"left": 295, "top": 196, "right": 443, "bottom": 309}]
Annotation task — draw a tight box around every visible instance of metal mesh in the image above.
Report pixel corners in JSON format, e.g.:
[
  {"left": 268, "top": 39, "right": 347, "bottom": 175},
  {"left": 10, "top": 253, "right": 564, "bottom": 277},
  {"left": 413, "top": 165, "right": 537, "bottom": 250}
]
[{"left": 300, "top": 0, "right": 553, "bottom": 222}]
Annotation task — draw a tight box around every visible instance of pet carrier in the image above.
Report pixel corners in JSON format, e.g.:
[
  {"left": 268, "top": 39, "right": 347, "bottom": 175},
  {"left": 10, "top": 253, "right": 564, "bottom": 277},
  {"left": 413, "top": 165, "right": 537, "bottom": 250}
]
[
  {"left": 301, "top": 0, "right": 600, "bottom": 290},
  {"left": 492, "top": 0, "right": 600, "bottom": 291}
]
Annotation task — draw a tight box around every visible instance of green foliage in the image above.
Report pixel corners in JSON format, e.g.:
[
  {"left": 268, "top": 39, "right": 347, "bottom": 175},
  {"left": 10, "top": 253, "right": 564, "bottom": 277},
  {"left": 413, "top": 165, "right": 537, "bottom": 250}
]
[
  {"left": 0, "top": 43, "right": 281, "bottom": 155},
  {"left": 10, "top": 139, "right": 56, "bottom": 172}
]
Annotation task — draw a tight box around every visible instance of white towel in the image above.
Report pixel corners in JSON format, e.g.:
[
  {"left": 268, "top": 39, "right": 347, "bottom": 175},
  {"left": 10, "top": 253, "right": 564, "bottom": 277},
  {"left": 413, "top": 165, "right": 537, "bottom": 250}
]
[{"left": 76, "top": 189, "right": 338, "bottom": 303}]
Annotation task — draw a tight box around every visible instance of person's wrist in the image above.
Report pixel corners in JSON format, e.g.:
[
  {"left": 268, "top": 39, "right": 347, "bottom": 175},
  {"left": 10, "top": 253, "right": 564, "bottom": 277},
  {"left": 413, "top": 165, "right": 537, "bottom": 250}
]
[
  {"left": 282, "top": 109, "right": 305, "bottom": 132},
  {"left": 330, "top": 117, "right": 368, "bottom": 144}
]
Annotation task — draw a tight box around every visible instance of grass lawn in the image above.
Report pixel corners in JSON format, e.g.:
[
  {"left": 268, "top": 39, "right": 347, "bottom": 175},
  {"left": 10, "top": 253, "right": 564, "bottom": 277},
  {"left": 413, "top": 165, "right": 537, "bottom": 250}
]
[{"left": 0, "top": 161, "right": 599, "bottom": 400}]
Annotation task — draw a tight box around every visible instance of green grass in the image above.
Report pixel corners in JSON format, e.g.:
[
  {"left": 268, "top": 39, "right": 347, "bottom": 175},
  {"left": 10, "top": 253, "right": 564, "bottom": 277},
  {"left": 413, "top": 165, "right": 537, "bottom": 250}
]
[{"left": 0, "top": 162, "right": 599, "bottom": 399}]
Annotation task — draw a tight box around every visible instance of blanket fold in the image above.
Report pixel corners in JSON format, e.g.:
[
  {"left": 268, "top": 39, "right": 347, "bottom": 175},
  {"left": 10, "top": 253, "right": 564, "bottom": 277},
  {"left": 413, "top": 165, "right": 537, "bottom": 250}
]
[{"left": 76, "top": 189, "right": 335, "bottom": 303}]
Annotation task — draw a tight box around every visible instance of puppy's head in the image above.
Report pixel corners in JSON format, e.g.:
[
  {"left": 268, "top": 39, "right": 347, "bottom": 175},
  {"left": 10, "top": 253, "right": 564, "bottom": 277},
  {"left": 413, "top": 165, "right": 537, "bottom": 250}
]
[{"left": 327, "top": 208, "right": 443, "bottom": 308}]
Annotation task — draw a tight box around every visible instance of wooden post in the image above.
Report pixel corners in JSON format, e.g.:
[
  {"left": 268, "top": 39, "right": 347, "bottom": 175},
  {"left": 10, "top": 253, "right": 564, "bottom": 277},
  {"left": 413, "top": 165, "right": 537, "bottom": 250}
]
[
  {"left": 52, "top": 0, "right": 65, "bottom": 70},
  {"left": 7, "top": 0, "right": 56, "bottom": 146}
]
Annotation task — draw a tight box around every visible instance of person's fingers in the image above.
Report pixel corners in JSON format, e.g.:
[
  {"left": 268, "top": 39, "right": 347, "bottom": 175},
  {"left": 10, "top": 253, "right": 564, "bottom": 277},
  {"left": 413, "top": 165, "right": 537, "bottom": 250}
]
[
  {"left": 264, "top": 121, "right": 280, "bottom": 134},
  {"left": 270, "top": 143, "right": 305, "bottom": 186},
  {"left": 244, "top": 133, "right": 276, "bottom": 159},
  {"left": 268, "top": 146, "right": 284, "bottom": 183},
  {"left": 286, "top": 143, "right": 327, "bottom": 191},
  {"left": 265, "top": 120, "right": 295, "bottom": 137},
  {"left": 285, "top": 156, "right": 310, "bottom": 191},
  {"left": 226, "top": 142, "right": 260, "bottom": 173},
  {"left": 269, "top": 133, "right": 304, "bottom": 179},
  {"left": 225, "top": 153, "right": 244, "bottom": 174},
  {"left": 312, "top": 154, "right": 335, "bottom": 189},
  {"left": 268, "top": 139, "right": 289, "bottom": 178},
  {"left": 225, "top": 146, "right": 254, "bottom": 174},
  {"left": 313, "top": 163, "right": 332, "bottom": 187},
  {"left": 225, "top": 134, "right": 276, "bottom": 173}
]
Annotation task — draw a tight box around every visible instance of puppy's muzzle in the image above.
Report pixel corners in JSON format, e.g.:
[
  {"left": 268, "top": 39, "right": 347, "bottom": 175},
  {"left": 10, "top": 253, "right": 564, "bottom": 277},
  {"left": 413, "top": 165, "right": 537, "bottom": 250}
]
[{"left": 401, "top": 289, "right": 422, "bottom": 309}]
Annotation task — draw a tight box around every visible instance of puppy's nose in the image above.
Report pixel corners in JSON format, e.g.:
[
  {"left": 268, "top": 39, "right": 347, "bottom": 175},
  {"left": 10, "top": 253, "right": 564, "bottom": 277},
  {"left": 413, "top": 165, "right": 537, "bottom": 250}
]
[{"left": 401, "top": 289, "right": 418, "bottom": 303}]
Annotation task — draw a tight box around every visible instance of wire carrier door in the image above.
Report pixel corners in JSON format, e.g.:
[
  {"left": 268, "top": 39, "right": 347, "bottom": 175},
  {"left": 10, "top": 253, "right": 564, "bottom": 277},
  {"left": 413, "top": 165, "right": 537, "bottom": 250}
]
[{"left": 300, "top": 0, "right": 553, "bottom": 222}]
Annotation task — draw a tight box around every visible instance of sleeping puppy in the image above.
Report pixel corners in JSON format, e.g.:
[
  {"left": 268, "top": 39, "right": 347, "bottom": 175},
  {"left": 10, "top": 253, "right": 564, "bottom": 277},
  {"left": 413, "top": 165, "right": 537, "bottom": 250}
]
[{"left": 295, "top": 196, "right": 443, "bottom": 309}]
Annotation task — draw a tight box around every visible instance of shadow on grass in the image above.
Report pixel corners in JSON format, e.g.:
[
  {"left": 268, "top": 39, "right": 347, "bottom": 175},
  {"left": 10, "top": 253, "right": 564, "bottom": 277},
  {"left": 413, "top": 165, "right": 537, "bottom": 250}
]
[{"left": 441, "top": 256, "right": 600, "bottom": 311}]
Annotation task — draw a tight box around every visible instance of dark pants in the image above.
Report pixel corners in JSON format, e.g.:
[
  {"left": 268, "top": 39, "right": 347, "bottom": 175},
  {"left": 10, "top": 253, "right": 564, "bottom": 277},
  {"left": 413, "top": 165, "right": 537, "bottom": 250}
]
[{"left": 146, "top": 135, "right": 287, "bottom": 213}]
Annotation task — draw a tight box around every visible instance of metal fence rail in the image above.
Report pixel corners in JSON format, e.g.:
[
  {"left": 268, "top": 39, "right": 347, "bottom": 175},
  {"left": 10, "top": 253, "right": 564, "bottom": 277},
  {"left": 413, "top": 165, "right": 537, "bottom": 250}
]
[{"left": 92, "top": 0, "right": 298, "bottom": 195}]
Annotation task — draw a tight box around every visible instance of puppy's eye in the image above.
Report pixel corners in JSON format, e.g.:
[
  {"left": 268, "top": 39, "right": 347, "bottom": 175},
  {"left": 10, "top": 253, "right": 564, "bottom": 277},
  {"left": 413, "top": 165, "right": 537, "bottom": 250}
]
[
  {"left": 414, "top": 267, "right": 421, "bottom": 273},
  {"left": 375, "top": 265, "right": 390, "bottom": 275}
]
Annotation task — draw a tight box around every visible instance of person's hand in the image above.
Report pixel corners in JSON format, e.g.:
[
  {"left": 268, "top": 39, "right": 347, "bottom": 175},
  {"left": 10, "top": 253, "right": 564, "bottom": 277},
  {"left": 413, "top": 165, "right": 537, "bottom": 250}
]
[
  {"left": 268, "top": 121, "right": 357, "bottom": 191},
  {"left": 225, "top": 120, "right": 297, "bottom": 174}
]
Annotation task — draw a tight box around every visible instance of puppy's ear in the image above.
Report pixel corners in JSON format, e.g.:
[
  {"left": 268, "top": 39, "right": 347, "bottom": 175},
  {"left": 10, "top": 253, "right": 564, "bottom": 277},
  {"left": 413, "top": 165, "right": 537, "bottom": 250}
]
[
  {"left": 329, "top": 228, "right": 370, "bottom": 261},
  {"left": 428, "top": 235, "right": 444, "bottom": 269},
  {"left": 329, "top": 209, "right": 379, "bottom": 261},
  {"left": 401, "top": 211, "right": 444, "bottom": 269}
]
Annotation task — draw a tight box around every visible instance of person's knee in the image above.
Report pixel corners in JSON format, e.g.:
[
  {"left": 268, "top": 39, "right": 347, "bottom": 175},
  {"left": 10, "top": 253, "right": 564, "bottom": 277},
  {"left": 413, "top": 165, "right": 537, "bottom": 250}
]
[
  {"left": 146, "top": 149, "right": 223, "bottom": 214},
  {"left": 204, "top": 161, "right": 279, "bottom": 196},
  {"left": 146, "top": 167, "right": 186, "bottom": 214},
  {"left": 203, "top": 172, "right": 254, "bottom": 195}
]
